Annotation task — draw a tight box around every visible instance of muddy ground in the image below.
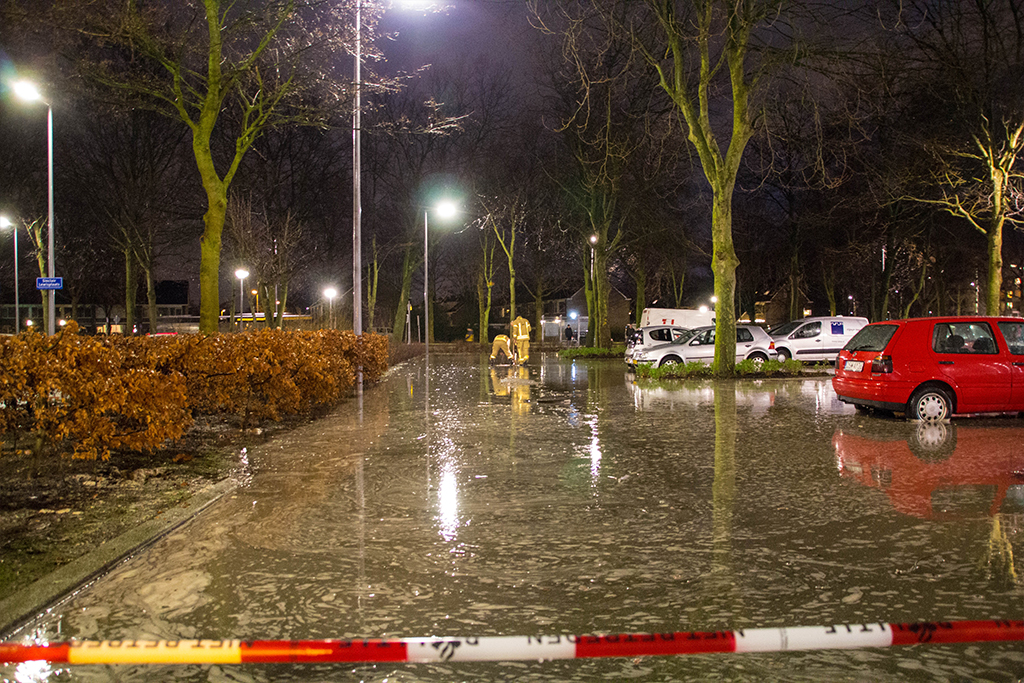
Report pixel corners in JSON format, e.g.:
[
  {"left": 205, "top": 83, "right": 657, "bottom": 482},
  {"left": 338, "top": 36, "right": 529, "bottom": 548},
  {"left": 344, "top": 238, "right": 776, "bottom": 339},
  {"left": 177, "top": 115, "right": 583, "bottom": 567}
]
[{"left": 0, "top": 415, "right": 312, "bottom": 605}]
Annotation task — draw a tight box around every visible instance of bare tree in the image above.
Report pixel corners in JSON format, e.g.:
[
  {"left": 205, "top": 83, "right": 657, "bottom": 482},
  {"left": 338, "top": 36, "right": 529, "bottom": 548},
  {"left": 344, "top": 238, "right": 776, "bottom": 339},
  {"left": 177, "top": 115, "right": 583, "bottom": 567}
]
[
  {"left": 535, "top": 0, "right": 796, "bottom": 370},
  {"left": 884, "top": 0, "right": 1024, "bottom": 314},
  {"left": 37, "top": 0, "right": 385, "bottom": 333}
]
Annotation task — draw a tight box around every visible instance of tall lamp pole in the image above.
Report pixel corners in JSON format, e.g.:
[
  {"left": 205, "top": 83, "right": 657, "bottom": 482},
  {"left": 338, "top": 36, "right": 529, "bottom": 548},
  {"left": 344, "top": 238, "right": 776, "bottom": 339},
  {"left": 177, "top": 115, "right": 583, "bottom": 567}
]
[
  {"left": 13, "top": 81, "right": 55, "bottom": 336},
  {"left": 235, "top": 269, "right": 248, "bottom": 330},
  {"left": 423, "top": 201, "right": 459, "bottom": 367},
  {"left": 0, "top": 216, "right": 17, "bottom": 333},
  {"left": 352, "top": 0, "right": 362, "bottom": 338}
]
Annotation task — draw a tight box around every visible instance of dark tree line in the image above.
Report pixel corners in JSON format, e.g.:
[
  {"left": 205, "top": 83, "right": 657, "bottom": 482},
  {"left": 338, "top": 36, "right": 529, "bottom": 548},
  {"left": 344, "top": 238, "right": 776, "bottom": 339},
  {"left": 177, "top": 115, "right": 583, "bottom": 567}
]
[{"left": 3, "top": 0, "right": 1024, "bottom": 358}]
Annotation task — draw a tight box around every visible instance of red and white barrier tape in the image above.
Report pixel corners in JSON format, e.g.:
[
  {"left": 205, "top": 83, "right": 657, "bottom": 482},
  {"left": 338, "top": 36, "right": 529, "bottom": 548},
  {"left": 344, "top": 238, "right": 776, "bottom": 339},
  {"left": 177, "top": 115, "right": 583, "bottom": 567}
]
[{"left": 1, "top": 620, "right": 1021, "bottom": 666}]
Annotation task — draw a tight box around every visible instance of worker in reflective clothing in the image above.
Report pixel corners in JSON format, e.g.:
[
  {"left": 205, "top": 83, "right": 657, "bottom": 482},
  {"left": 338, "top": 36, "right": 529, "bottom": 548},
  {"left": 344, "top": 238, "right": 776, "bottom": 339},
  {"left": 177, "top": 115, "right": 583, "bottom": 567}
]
[
  {"left": 511, "top": 315, "right": 531, "bottom": 364},
  {"left": 490, "top": 334, "right": 512, "bottom": 364}
]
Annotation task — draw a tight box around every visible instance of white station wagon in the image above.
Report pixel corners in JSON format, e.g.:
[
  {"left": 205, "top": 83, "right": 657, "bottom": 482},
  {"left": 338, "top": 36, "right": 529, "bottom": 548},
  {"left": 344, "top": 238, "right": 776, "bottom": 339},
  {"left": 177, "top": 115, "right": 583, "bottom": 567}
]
[{"left": 632, "top": 324, "right": 777, "bottom": 368}]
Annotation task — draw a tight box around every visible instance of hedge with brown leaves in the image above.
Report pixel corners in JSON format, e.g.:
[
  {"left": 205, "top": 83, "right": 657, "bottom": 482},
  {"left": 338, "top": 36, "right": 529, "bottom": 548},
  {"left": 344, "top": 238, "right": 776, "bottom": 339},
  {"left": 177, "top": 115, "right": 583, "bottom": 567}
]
[{"left": 0, "top": 325, "right": 389, "bottom": 460}]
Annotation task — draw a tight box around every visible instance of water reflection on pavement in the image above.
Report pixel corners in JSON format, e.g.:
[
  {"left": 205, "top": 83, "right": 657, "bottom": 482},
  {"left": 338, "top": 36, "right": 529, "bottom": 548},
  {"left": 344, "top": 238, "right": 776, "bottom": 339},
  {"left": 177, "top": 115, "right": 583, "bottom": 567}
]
[{"left": 3, "top": 354, "right": 1022, "bottom": 682}]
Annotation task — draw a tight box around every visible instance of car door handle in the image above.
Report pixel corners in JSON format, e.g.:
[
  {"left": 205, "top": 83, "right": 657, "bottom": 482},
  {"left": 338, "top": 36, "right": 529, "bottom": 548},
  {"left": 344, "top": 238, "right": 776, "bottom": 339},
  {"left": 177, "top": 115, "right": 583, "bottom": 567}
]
[
  {"left": 939, "top": 361, "right": 954, "bottom": 365},
  {"left": 1015, "top": 362, "right": 1024, "bottom": 367}
]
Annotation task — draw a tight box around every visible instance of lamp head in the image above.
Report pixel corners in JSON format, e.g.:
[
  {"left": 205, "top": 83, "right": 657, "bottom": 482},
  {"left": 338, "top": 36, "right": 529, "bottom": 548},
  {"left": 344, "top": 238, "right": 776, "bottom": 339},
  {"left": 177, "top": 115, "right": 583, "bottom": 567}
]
[
  {"left": 324, "top": 287, "right": 338, "bottom": 300},
  {"left": 13, "top": 80, "right": 43, "bottom": 102},
  {"left": 0, "top": 216, "right": 12, "bottom": 229},
  {"left": 435, "top": 200, "right": 458, "bottom": 220},
  {"left": 235, "top": 268, "right": 249, "bottom": 280}
]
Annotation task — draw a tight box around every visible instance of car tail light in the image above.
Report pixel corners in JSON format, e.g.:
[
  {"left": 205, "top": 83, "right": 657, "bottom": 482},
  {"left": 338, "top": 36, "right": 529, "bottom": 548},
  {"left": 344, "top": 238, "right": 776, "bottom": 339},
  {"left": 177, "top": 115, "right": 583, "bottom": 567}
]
[
  {"left": 769, "top": 341, "right": 775, "bottom": 349},
  {"left": 871, "top": 355, "right": 893, "bottom": 373}
]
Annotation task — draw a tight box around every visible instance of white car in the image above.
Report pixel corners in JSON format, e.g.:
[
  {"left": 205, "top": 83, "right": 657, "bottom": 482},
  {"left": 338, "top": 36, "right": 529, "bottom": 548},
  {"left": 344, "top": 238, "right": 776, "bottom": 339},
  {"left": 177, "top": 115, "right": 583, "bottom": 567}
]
[
  {"left": 770, "top": 316, "right": 869, "bottom": 363},
  {"left": 625, "top": 325, "right": 692, "bottom": 366},
  {"left": 633, "top": 324, "right": 777, "bottom": 368}
]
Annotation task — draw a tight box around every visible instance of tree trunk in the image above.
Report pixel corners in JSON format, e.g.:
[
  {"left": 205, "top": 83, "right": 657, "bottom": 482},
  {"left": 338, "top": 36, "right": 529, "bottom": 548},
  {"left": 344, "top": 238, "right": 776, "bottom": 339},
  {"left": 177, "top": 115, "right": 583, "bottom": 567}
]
[
  {"left": 633, "top": 263, "right": 647, "bottom": 327},
  {"left": 711, "top": 190, "right": 740, "bottom": 376},
  {"left": 145, "top": 266, "right": 158, "bottom": 333},
  {"left": 391, "top": 244, "right": 415, "bottom": 343},
  {"left": 124, "top": 251, "right": 136, "bottom": 334},
  {"left": 985, "top": 217, "right": 1004, "bottom": 315}
]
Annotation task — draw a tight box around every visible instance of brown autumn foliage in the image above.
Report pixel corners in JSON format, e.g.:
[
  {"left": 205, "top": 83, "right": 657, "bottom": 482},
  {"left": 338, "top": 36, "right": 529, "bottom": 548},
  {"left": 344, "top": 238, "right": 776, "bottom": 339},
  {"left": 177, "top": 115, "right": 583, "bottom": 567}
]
[{"left": 0, "top": 324, "right": 389, "bottom": 460}]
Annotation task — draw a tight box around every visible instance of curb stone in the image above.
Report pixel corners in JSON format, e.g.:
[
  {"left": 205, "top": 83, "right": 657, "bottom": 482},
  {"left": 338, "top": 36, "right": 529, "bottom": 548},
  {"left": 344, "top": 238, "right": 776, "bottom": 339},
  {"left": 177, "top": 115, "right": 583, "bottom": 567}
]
[{"left": 0, "top": 477, "right": 239, "bottom": 638}]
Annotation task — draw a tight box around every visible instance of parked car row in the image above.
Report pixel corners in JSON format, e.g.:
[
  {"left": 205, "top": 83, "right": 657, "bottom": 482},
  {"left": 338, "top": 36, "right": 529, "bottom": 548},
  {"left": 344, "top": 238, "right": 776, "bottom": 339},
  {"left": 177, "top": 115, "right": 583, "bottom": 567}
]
[
  {"left": 625, "top": 311, "right": 1024, "bottom": 423},
  {"left": 625, "top": 315, "right": 866, "bottom": 369}
]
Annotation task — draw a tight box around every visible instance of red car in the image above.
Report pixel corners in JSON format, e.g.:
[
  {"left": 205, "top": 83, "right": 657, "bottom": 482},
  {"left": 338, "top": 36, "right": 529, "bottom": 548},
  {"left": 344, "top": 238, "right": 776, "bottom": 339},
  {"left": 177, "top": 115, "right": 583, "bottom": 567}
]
[{"left": 832, "top": 316, "right": 1024, "bottom": 420}]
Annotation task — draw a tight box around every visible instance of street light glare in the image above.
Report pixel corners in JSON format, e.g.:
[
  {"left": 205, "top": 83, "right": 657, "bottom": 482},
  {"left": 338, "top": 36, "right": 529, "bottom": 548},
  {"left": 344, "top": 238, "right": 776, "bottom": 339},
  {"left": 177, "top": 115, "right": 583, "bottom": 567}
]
[
  {"left": 324, "top": 287, "right": 338, "bottom": 300},
  {"left": 13, "top": 80, "right": 42, "bottom": 102},
  {"left": 0, "top": 216, "right": 11, "bottom": 229},
  {"left": 435, "top": 200, "right": 458, "bottom": 219},
  {"left": 235, "top": 268, "right": 249, "bottom": 280}
]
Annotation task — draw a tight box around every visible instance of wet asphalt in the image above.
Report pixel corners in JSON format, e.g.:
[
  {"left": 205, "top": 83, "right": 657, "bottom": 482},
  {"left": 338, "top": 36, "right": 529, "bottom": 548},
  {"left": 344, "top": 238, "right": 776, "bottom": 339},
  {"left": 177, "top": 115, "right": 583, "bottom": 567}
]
[{"left": 2, "top": 353, "right": 1022, "bottom": 682}]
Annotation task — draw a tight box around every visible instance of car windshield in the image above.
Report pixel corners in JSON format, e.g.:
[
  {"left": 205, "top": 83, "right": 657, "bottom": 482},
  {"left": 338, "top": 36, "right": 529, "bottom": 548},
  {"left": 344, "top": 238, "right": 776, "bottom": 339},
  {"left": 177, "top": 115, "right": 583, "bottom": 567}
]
[
  {"left": 770, "top": 321, "right": 802, "bottom": 336},
  {"left": 844, "top": 324, "right": 897, "bottom": 352}
]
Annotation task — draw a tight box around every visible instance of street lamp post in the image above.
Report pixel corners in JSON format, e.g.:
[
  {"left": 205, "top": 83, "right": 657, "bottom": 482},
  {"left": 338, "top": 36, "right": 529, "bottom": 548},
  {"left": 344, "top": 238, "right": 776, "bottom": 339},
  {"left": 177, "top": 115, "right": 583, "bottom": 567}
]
[
  {"left": 13, "top": 80, "right": 55, "bottom": 336},
  {"left": 235, "top": 269, "right": 249, "bottom": 330},
  {"left": 0, "top": 216, "right": 18, "bottom": 333},
  {"left": 352, "top": 0, "right": 362, "bottom": 340},
  {"left": 424, "top": 201, "right": 458, "bottom": 366},
  {"left": 324, "top": 287, "right": 338, "bottom": 329}
]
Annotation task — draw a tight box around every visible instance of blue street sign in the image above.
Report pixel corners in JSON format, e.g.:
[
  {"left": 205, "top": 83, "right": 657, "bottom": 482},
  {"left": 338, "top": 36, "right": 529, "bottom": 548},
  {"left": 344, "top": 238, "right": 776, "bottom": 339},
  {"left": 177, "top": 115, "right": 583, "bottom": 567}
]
[{"left": 36, "top": 277, "right": 63, "bottom": 290}]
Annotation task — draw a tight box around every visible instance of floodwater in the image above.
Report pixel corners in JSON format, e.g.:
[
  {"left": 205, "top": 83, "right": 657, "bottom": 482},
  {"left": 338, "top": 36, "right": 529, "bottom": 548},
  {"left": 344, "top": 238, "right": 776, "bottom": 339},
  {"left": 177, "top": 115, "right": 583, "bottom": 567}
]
[{"left": 3, "top": 353, "right": 1023, "bottom": 682}]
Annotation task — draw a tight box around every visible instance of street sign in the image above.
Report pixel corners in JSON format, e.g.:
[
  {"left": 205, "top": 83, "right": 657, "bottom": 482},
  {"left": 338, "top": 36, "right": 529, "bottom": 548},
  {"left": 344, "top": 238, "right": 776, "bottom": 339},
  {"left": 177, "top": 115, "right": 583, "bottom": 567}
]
[{"left": 36, "top": 277, "right": 63, "bottom": 290}]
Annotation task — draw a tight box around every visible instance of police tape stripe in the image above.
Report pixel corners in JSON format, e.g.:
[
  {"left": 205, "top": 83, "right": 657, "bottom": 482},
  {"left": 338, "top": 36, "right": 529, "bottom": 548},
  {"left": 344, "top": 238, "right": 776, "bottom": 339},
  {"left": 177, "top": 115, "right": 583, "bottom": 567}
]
[{"left": 1, "top": 620, "right": 1020, "bottom": 665}]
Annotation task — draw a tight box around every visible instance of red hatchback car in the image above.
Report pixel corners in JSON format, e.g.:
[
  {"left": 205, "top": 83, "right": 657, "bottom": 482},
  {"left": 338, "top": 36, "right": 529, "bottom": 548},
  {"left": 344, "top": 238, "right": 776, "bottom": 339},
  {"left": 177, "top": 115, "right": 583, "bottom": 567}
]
[{"left": 832, "top": 316, "right": 1024, "bottom": 421}]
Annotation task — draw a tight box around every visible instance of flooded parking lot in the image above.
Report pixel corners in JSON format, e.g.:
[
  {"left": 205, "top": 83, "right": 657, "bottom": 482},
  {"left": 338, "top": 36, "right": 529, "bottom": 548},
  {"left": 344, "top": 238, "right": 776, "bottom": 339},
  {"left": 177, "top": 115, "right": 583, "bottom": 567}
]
[{"left": 3, "top": 353, "right": 1022, "bottom": 681}]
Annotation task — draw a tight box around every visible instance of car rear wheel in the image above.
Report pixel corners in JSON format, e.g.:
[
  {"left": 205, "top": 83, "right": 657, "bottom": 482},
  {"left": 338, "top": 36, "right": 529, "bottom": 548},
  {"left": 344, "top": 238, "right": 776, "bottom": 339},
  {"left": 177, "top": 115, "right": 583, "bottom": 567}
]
[
  {"left": 907, "top": 386, "right": 953, "bottom": 422},
  {"left": 659, "top": 355, "right": 683, "bottom": 367},
  {"left": 777, "top": 348, "right": 791, "bottom": 361}
]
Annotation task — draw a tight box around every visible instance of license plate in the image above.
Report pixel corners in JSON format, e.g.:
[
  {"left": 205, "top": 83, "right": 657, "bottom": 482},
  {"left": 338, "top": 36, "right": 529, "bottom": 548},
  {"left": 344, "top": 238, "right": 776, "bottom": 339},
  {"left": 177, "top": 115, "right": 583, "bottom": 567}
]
[{"left": 844, "top": 360, "right": 864, "bottom": 372}]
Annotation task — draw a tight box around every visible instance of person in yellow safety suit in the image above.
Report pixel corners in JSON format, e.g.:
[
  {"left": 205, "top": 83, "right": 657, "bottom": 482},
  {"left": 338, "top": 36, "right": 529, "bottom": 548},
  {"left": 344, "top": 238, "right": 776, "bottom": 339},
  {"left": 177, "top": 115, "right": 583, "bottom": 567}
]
[
  {"left": 490, "top": 334, "right": 512, "bottom": 363},
  {"left": 511, "top": 315, "right": 531, "bottom": 364}
]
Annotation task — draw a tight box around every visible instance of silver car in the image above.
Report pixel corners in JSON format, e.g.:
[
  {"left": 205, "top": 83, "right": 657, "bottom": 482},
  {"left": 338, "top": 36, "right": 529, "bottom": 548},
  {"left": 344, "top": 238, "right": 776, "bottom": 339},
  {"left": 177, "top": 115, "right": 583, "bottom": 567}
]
[
  {"left": 625, "top": 325, "right": 692, "bottom": 366},
  {"left": 633, "top": 324, "right": 777, "bottom": 368}
]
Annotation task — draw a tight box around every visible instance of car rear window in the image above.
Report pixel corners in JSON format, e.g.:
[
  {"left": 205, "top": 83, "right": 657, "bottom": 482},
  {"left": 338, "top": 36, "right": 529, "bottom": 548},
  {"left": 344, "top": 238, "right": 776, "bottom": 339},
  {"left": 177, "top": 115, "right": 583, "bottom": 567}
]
[
  {"left": 649, "top": 328, "right": 673, "bottom": 342},
  {"left": 844, "top": 324, "right": 897, "bottom": 352}
]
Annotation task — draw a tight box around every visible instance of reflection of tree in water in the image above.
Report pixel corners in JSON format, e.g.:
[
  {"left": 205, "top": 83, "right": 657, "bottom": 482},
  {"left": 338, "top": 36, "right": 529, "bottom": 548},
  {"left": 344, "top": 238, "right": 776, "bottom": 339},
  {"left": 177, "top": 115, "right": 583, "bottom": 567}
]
[
  {"left": 979, "top": 516, "right": 1018, "bottom": 589},
  {"left": 692, "top": 383, "right": 742, "bottom": 627},
  {"left": 711, "top": 384, "right": 741, "bottom": 616}
]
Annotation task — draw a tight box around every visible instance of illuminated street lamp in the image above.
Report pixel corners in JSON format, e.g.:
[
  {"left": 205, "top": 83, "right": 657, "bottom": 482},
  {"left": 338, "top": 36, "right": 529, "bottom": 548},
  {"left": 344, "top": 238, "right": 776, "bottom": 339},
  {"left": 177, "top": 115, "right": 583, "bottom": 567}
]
[
  {"left": 424, "top": 200, "right": 459, "bottom": 365},
  {"left": 0, "top": 216, "right": 18, "bottom": 333},
  {"left": 324, "top": 287, "right": 338, "bottom": 329},
  {"left": 235, "top": 269, "right": 249, "bottom": 329},
  {"left": 13, "top": 80, "right": 55, "bottom": 336}
]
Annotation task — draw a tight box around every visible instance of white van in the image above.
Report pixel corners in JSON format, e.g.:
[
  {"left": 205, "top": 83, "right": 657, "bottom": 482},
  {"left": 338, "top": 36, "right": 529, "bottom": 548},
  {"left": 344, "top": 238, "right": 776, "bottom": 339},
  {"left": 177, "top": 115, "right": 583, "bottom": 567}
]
[
  {"left": 770, "top": 316, "right": 869, "bottom": 363},
  {"left": 639, "top": 307, "right": 714, "bottom": 328}
]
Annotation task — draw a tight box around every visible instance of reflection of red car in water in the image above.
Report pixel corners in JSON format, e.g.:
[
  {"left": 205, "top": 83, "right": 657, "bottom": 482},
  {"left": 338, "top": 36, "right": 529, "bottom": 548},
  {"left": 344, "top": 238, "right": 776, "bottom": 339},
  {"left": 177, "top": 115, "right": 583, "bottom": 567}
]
[{"left": 832, "top": 424, "right": 1024, "bottom": 519}]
